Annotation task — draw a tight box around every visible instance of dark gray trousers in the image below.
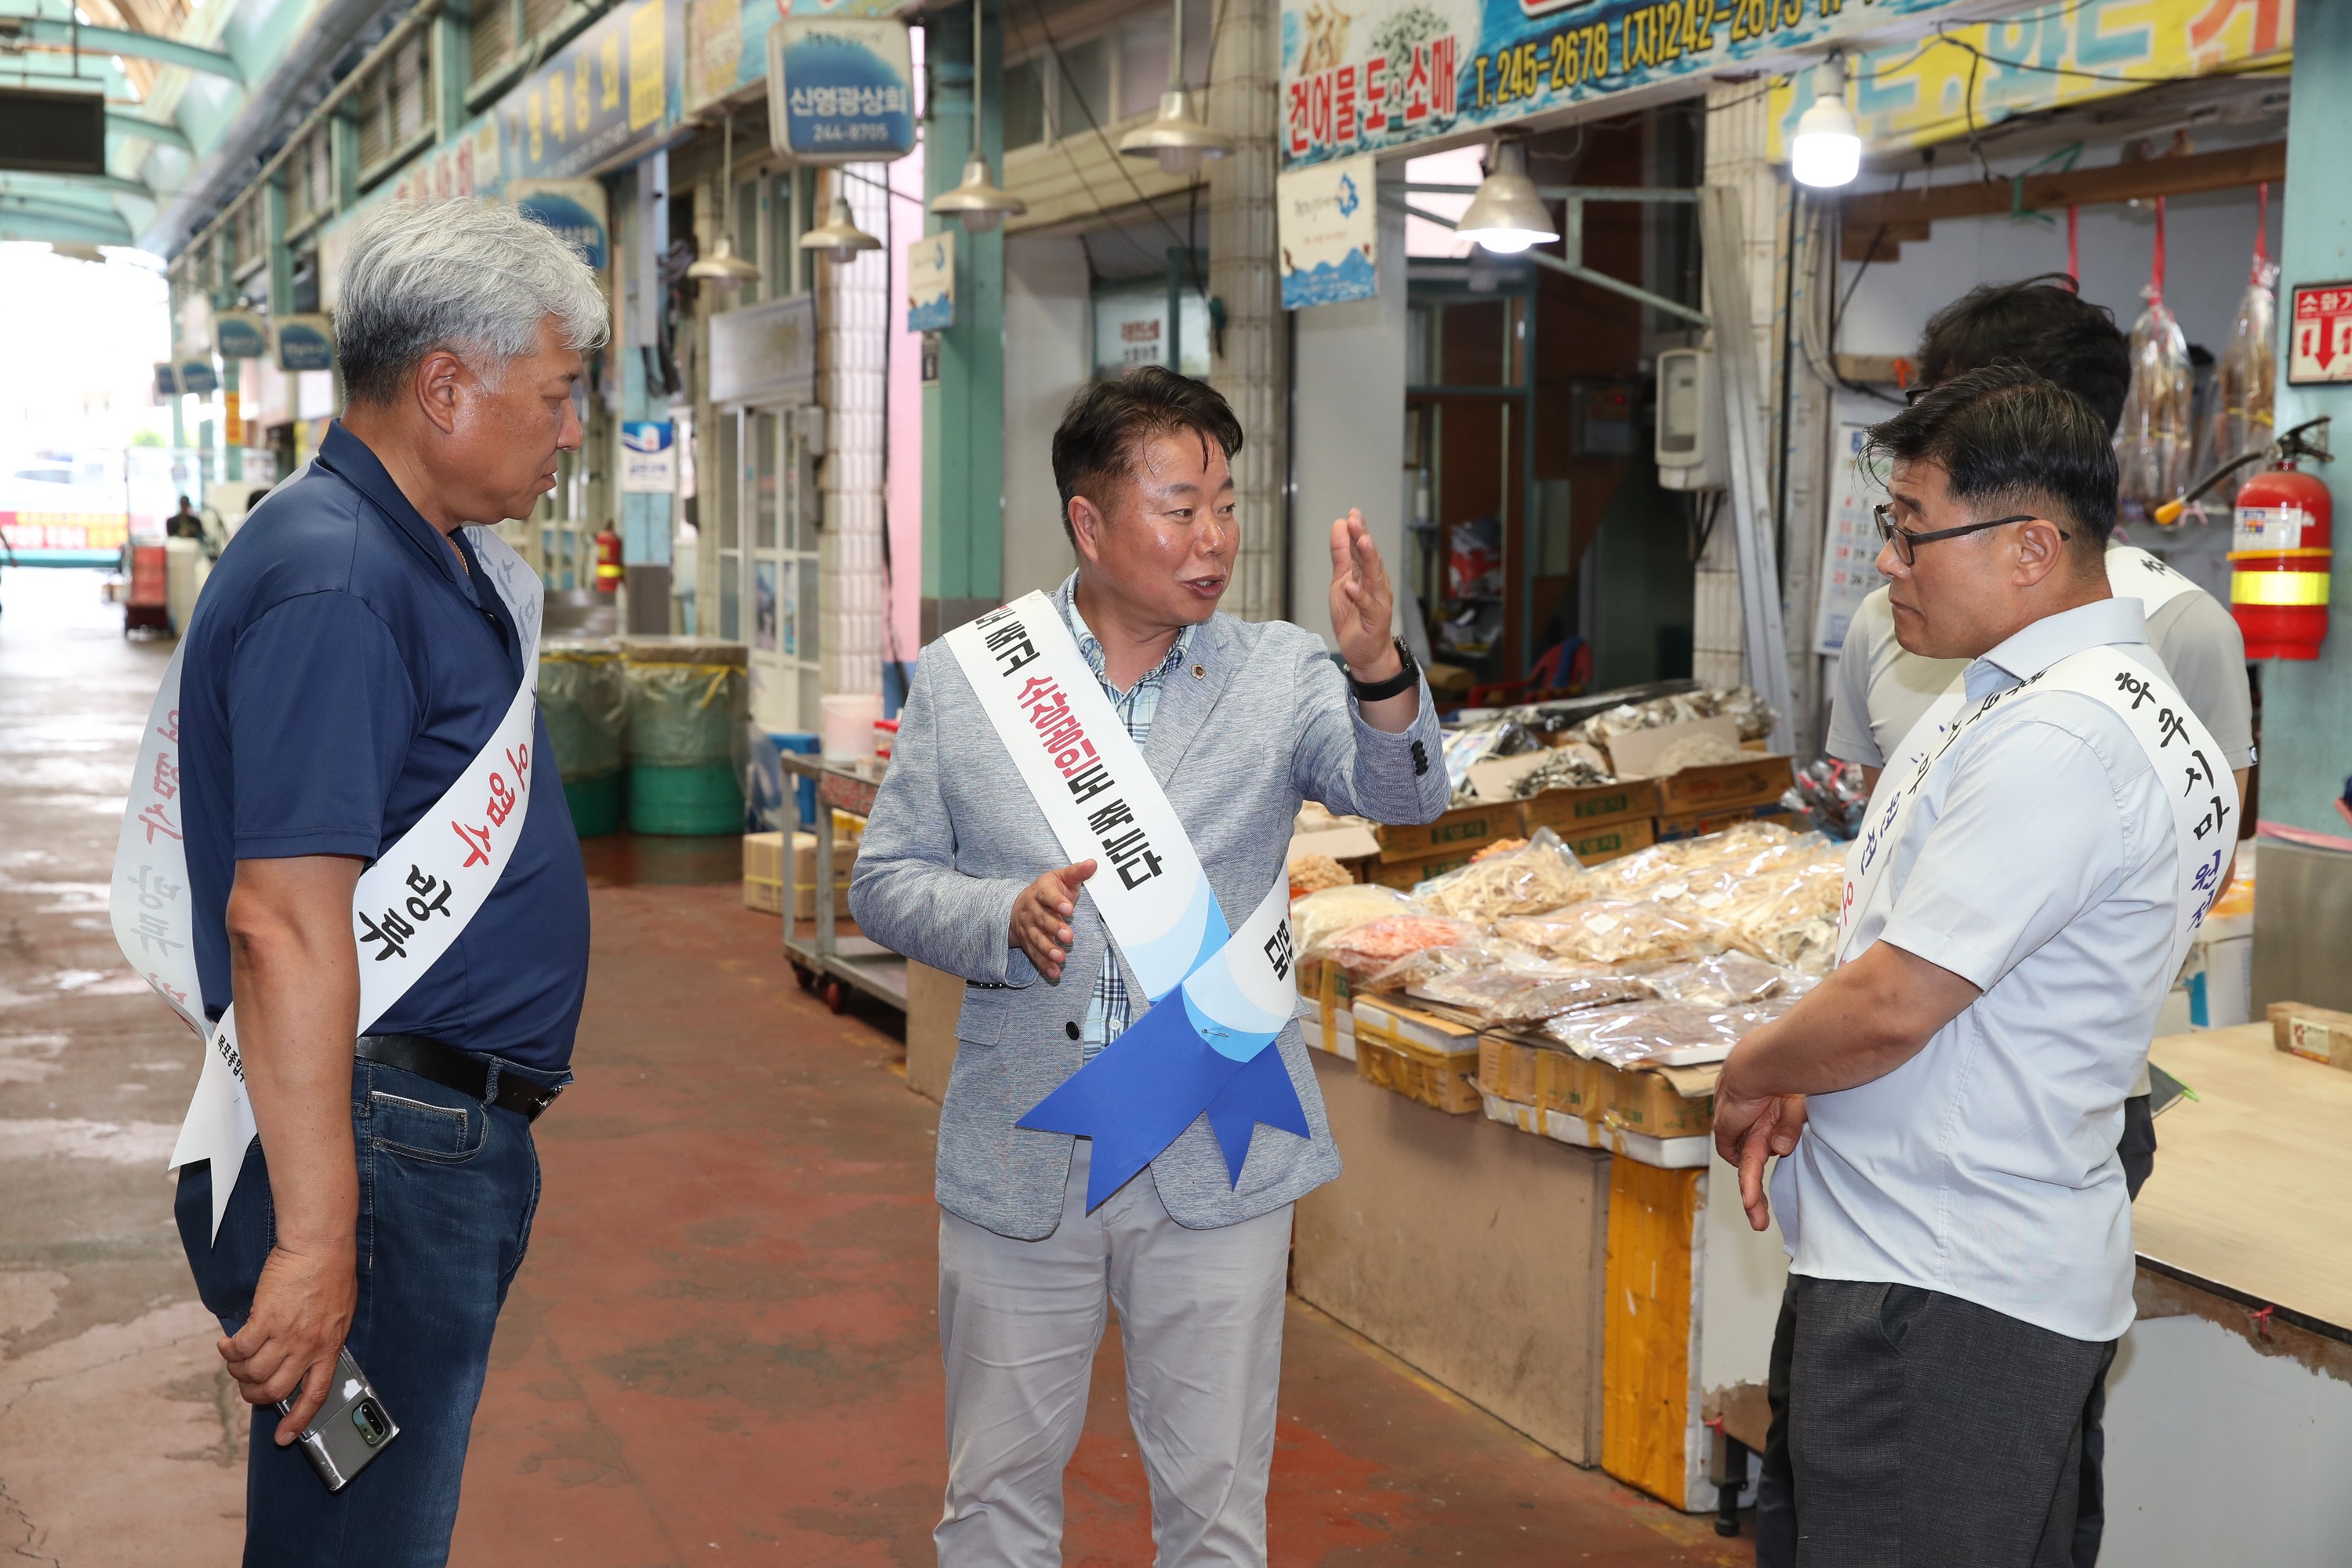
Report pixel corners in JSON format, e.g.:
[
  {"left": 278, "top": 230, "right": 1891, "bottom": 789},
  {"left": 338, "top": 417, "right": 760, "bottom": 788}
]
[
  {"left": 1757, "top": 1093, "right": 2154, "bottom": 1568},
  {"left": 1783, "top": 1277, "right": 2116, "bottom": 1568}
]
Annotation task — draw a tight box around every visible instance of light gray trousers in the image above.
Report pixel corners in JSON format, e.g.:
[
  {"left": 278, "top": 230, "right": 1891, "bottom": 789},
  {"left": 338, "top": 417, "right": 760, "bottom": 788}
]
[{"left": 935, "top": 1139, "right": 1295, "bottom": 1568}]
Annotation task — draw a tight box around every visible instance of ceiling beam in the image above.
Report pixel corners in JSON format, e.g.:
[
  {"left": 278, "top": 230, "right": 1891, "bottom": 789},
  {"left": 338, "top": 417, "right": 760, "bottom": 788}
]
[
  {"left": 0, "top": 197, "right": 133, "bottom": 242},
  {"left": 0, "top": 16, "right": 244, "bottom": 82},
  {"left": 1842, "top": 140, "right": 2287, "bottom": 231},
  {"left": 0, "top": 169, "right": 154, "bottom": 198},
  {"left": 107, "top": 110, "right": 190, "bottom": 150}
]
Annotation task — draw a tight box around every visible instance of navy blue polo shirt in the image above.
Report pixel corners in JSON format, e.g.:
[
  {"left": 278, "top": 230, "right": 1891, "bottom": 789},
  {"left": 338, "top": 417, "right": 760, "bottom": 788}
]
[{"left": 176, "top": 423, "right": 590, "bottom": 1070}]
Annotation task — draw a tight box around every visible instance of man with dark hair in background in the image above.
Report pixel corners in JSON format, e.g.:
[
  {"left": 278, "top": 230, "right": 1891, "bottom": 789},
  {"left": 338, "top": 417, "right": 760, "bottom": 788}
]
[
  {"left": 1746, "top": 278, "right": 2256, "bottom": 1566},
  {"left": 1722, "top": 366, "right": 2230, "bottom": 1566}
]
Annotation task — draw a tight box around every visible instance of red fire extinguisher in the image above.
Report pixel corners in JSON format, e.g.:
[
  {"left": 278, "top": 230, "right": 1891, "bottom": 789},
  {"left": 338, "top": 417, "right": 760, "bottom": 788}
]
[
  {"left": 2230, "top": 418, "right": 2332, "bottom": 661},
  {"left": 593, "top": 525, "right": 623, "bottom": 594}
]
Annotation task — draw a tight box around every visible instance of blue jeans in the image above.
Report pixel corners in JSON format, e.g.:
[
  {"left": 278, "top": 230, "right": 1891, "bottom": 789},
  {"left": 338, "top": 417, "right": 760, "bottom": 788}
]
[{"left": 175, "top": 1053, "right": 565, "bottom": 1568}]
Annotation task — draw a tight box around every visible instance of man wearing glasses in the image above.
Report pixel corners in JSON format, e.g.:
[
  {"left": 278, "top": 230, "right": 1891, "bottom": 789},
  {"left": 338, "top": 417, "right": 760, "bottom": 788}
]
[
  {"left": 1717, "top": 365, "right": 2230, "bottom": 1566},
  {"left": 1763, "top": 278, "right": 2255, "bottom": 1568}
]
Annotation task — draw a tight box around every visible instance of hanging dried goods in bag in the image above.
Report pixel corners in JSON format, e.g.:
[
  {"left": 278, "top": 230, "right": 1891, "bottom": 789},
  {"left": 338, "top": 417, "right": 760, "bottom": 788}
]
[
  {"left": 2206, "top": 185, "right": 2278, "bottom": 481},
  {"left": 2116, "top": 198, "right": 2194, "bottom": 521}
]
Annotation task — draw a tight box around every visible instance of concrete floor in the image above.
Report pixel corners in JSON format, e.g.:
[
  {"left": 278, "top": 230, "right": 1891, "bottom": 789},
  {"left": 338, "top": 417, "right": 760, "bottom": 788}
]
[{"left": 1, "top": 567, "right": 1744, "bottom": 1566}]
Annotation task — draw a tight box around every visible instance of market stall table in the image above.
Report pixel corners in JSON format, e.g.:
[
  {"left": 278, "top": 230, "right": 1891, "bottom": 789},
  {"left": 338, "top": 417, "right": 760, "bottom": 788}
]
[
  {"left": 2097, "top": 1024, "right": 2352, "bottom": 1566},
  {"left": 776, "top": 751, "right": 904, "bottom": 1014}
]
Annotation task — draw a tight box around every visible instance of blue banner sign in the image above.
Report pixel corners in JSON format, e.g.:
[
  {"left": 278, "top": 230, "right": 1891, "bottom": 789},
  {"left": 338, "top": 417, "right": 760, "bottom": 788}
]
[
  {"left": 767, "top": 19, "right": 915, "bottom": 163},
  {"left": 501, "top": 0, "right": 682, "bottom": 183},
  {"left": 512, "top": 180, "right": 611, "bottom": 270},
  {"left": 1279, "top": 0, "right": 1992, "bottom": 169},
  {"left": 176, "top": 358, "right": 220, "bottom": 395}
]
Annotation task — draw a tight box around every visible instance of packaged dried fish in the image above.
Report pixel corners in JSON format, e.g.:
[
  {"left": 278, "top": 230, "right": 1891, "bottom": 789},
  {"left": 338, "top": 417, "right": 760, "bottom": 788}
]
[
  {"left": 1312, "top": 914, "right": 1485, "bottom": 983},
  {"left": 2206, "top": 198, "right": 2278, "bottom": 475},
  {"left": 1495, "top": 899, "right": 1715, "bottom": 966},
  {"left": 1413, "top": 828, "right": 1593, "bottom": 921},
  {"left": 1290, "top": 884, "right": 1412, "bottom": 955},
  {"left": 2117, "top": 200, "right": 2194, "bottom": 519}
]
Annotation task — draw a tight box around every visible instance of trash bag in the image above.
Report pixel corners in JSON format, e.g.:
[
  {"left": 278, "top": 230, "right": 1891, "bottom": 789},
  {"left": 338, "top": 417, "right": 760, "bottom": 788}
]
[{"left": 538, "top": 639, "right": 626, "bottom": 780}]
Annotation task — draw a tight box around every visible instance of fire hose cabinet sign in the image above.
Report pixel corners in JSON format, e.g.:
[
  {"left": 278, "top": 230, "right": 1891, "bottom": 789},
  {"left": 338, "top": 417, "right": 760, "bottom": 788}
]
[{"left": 2288, "top": 281, "right": 2352, "bottom": 385}]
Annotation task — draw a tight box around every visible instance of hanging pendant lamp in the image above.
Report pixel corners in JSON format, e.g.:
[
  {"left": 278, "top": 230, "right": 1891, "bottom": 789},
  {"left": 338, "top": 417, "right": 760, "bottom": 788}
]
[
  {"left": 1790, "top": 54, "right": 1862, "bottom": 189},
  {"left": 688, "top": 113, "right": 762, "bottom": 288},
  {"left": 1119, "top": 0, "right": 1231, "bottom": 176},
  {"left": 1455, "top": 136, "right": 1558, "bottom": 255},
  {"left": 928, "top": 1, "right": 1025, "bottom": 232},
  {"left": 800, "top": 183, "right": 883, "bottom": 265}
]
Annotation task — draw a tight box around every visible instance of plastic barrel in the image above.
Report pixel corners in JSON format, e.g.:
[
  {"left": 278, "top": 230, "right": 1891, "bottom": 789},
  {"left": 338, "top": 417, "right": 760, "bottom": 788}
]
[
  {"left": 562, "top": 770, "right": 626, "bottom": 837},
  {"left": 539, "top": 638, "right": 626, "bottom": 839},
  {"left": 627, "top": 763, "right": 743, "bottom": 835},
  {"left": 619, "top": 637, "right": 750, "bottom": 837}
]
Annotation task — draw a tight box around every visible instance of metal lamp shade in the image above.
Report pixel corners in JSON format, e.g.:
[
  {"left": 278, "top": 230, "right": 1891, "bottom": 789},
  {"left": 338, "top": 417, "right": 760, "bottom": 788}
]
[
  {"left": 1118, "top": 88, "right": 1232, "bottom": 177},
  {"left": 1455, "top": 140, "right": 1558, "bottom": 254},
  {"left": 798, "top": 195, "right": 882, "bottom": 264},
  {"left": 686, "top": 232, "right": 761, "bottom": 286},
  {"left": 927, "top": 151, "right": 1026, "bottom": 233}
]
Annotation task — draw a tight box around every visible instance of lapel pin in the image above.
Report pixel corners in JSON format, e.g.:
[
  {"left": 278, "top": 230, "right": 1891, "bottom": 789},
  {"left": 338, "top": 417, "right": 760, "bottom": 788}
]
[{"left": 1191, "top": 663, "right": 1205, "bottom": 679}]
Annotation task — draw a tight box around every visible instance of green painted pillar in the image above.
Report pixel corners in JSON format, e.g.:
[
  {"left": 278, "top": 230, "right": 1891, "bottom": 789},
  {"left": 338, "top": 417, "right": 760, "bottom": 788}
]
[
  {"left": 264, "top": 179, "right": 293, "bottom": 316},
  {"left": 920, "top": 0, "right": 1007, "bottom": 641},
  {"left": 434, "top": 5, "right": 472, "bottom": 140}
]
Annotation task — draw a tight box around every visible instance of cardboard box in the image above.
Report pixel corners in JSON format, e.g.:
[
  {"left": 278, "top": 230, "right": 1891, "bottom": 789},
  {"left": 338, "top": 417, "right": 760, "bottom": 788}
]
[
  {"left": 1558, "top": 815, "right": 1655, "bottom": 866},
  {"left": 745, "top": 829, "right": 859, "bottom": 918},
  {"left": 1654, "top": 804, "right": 1791, "bottom": 842},
  {"left": 1477, "top": 1036, "right": 1545, "bottom": 1105},
  {"left": 2269, "top": 1000, "right": 2352, "bottom": 1071},
  {"left": 1653, "top": 754, "right": 1795, "bottom": 815},
  {"left": 1608, "top": 1061, "right": 1714, "bottom": 1138},
  {"left": 1374, "top": 801, "right": 1516, "bottom": 864},
  {"left": 1298, "top": 960, "right": 1356, "bottom": 1053},
  {"left": 1516, "top": 778, "right": 1660, "bottom": 837},
  {"left": 1366, "top": 850, "right": 1479, "bottom": 890},
  {"left": 1605, "top": 717, "right": 1741, "bottom": 779},
  {"left": 1352, "top": 998, "right": 1483, "bottom": 1113}
]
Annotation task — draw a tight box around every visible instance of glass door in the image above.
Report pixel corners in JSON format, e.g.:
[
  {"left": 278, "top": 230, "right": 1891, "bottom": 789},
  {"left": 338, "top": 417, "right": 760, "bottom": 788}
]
[{"left": 733, "top": 403, "right": 818, "bottom": 733}]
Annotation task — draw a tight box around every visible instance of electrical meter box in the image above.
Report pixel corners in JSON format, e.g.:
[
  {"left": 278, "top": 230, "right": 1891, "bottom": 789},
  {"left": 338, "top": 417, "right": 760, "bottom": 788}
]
[{"left": 1655, "top": 347, "right": 1728, "bottom": 492}]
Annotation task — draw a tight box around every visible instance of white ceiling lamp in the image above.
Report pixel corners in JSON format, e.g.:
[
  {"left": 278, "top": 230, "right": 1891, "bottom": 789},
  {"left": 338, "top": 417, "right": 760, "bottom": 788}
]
[
  {"left": 1454, "top": 136, "right": 1558, "bottom": 255},
  {"left": 1118, "top": 0, "right": 1231, "bottom": 177},
  {"left": 1790, "top": 54, "right": 1863, "bottom": 189},
  {"left": 687, "top": 113, "right": 762, "bottom": 289},
  {"left": 800, "top": 183, "right": 883, "bottom": 265},
  {"left": 928, "top": 1, "right": 1026, "bottom": 232}
]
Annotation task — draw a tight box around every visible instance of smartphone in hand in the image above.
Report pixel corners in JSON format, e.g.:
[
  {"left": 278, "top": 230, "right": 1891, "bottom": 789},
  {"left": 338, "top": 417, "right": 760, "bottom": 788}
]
[{"left": 275, "top": 1348, "right": 399, "bottom": 1491}]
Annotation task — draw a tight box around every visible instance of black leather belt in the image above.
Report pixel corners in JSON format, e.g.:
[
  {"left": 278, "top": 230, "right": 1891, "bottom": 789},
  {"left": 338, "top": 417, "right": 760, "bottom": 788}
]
[{"left": 356, "top": 1033, "right": 562, "bottom": 1122}]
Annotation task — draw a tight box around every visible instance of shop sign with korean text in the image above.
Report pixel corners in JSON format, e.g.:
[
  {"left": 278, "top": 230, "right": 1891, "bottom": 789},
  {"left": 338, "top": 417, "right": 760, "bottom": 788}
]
[
  {"left": 1765, "top": 0, "right": 2293, "bottom": 161},
  {"left": 1279, "top": 0, "right": 2024, "bottom": 170},
  {"left": 710, "top": 294, "right": 817, "bottom": 406},
  {"left": 621, "top": 421, "right": 678, "bottom": 492},
  {"left": 501, "top": 0, "right": 682, "bottom": 183},
  {"left": 2288, "top": 281, "right": 2352, "bottom": 387},
  {"left": 214, "top": 311, "right": 267, "bottom": 361},
  {"left": 1278, "top": 154, "right": 1377, "bottom": 309},
  {"left": 512, "top": 180, "right": 612, "bottom": 270},
  {"left": 176, "top": 358, "right": 220, "bottom": 396},
  {"left": 152, "top": 362, "right": 180, "bottom": 401},
  {"left": 767, "top": 18, "right": 915, "bottom": 162},
  {"left": 906, "top": 229, "right": 954, "bottom": 332},
  {"left": 685, "top": 0, "right": 911, "bottom": 111},
  {"left": 274, "top": 315, "right": 336, "bottom": 373}
]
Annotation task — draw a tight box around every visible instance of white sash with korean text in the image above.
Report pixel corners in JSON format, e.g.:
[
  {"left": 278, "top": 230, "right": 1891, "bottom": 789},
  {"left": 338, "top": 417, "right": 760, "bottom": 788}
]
[
  {"left": 110, "top": 528, "right": 544, "bottom": 1240},
  {"left": 943, "top": 592, "right": 1294, "bottom": 1046},
  {"left": 1835, "top": 645, "right": 2232, "bottom": 989}
]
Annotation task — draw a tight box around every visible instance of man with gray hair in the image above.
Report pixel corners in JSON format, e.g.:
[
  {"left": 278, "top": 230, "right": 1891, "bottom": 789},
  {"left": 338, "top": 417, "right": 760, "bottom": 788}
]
[{"left": 163, "top": 199, "right": 604, "bottom": 1563}]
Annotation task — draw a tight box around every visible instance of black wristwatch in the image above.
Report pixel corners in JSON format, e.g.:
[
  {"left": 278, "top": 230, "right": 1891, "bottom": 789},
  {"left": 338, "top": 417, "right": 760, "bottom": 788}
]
[{"left": 1345, "top": 637, "right": 1421, "bottom": 702}]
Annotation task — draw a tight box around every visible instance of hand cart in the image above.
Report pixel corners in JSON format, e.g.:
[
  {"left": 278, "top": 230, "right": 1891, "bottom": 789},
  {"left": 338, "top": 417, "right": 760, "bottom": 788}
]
[{"left": 776, "top": 751, "right": 906, "bottom": 1015}]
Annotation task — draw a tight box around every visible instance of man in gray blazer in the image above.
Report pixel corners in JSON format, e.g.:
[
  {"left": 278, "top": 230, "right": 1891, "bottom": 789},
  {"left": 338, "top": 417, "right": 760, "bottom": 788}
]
[{"left": 852, "top": 368, "right": 1446, "bottom": 1566}]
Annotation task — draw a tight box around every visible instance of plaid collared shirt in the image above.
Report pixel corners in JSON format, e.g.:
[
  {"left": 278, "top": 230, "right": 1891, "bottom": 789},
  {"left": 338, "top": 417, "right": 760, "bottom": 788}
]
[{"left": 1066, "top": 592, "right": 1196, "bottom": 1063}]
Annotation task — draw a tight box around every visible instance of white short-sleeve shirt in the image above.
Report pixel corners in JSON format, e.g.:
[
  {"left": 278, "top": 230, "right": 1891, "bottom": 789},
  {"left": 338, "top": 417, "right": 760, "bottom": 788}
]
[
  {"left": 1776, "top": 598, "right": 2183, "bottom": 1344},
  {"left": 1828, "top": 546, "right": 2255, "bottom": 771}
]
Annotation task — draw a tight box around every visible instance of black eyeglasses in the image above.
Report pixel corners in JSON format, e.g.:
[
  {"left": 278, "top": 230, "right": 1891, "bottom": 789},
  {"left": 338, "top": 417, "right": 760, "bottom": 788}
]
[{"left": 1873, "top": 504, "right": 2065, "bottom": 566}]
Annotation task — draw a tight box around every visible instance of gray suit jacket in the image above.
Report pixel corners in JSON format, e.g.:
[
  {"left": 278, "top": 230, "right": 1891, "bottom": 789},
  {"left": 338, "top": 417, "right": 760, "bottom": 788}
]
[{"left": 850, "top": 588, "right": 1450, "bottom": 1240}]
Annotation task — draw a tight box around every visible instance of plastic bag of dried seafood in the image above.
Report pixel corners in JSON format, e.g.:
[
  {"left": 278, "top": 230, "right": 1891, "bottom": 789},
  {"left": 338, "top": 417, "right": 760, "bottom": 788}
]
[
  {"left": 1495, "top": 899, "right": 1715, "bottom": 966},
  {"left": 1411, "top": 827, "right": 1592, "bottom": 921},
  {"left": 2117, "top": 204, "right": 2194, "bottom": 518},
  {"left": 1545, "top": 996, "right": 1797, "bottom": 1067},
  {"left": 2206, "top": 215, "right": 2278, "bottom": 477},
  {"left": 1309, "top": 913, "right": 1485, "bottom": 984},
  {"left": 1637, "top": 951, "right": 1802, "bottom": 1007},
  {"left": 1290, "top": 884, "right": 1412, "bottom": 956}
]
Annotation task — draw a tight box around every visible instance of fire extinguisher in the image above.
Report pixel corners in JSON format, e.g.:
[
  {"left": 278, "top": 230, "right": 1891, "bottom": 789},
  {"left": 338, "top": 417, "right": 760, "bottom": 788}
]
[
  {"left": 2229, "top": 417, "right": 2332, "bottom": 661},
  {"left": 593, "top": 525, "right": 623, "bottom": 594}
]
